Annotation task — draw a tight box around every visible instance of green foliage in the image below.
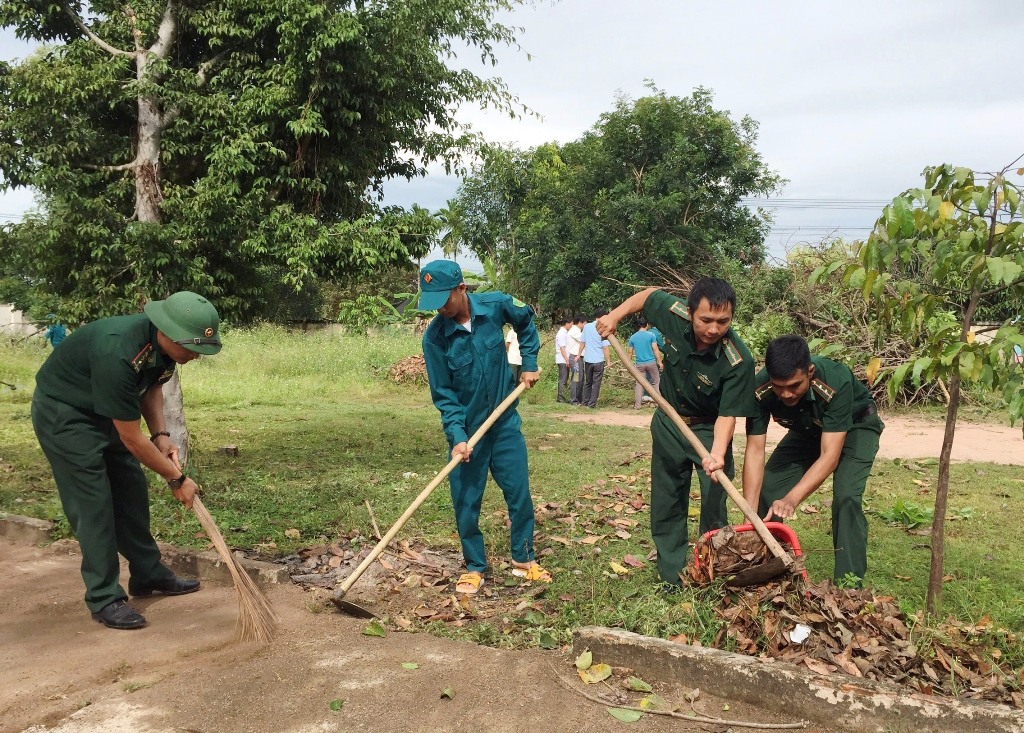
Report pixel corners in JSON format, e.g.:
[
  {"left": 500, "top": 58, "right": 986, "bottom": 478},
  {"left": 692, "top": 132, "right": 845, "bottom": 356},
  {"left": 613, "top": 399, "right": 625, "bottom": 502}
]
[
  {"left": 0, "top": 0, "right": 521, "bottom": 323},
  {"left": 450, "top": 84, "right": 784, "bottom": 311},
  {"left": 844, "top": 159, "right": 1024, "bottom": 614},
  {"left": 874, "top": 499, "right": 933, "bottom": 529},
  {"left": 336, "top": 295, "right": 402, "bottom": 334},
  {"left": 848, "top": 162, "right": 1024, "bottom": 422}
]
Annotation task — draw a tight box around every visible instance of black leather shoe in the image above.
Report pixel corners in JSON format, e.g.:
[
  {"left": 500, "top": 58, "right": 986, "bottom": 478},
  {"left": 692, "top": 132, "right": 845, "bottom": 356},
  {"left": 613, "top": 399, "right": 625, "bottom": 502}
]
[
  {"left": 91, "top": 599, "right": 147, "bottom": 629},
  {"left": 129, "top": 576, "right": 201, "bottom": 597}
]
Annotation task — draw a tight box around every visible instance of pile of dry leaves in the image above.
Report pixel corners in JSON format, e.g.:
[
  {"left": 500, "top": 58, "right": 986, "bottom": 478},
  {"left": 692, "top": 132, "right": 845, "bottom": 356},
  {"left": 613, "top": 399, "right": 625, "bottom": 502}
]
[
  {"left": 388, "top": 355, "right": 427, "bottom": 384},
  {"left": 706, "top": 577, "right": 1023, "bottom": 708},
  {"left": 686, "top": 524, "right": 792, "bottom": 585}
]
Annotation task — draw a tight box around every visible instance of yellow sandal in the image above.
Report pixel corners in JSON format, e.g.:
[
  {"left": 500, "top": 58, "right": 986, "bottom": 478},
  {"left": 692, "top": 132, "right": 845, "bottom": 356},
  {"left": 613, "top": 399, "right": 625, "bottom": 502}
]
[
  {"left": 511, "top": 561, "right": 552, "bottom": 583},
  {"left": 455, "top": 572, "right": 484, "bottom": 595}
]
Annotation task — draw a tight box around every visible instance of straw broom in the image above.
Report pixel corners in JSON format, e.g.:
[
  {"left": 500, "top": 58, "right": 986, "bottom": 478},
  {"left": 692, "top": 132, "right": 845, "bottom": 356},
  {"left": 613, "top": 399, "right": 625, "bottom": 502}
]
[{"left": 191, "top": 496, "right": 278, "bottom": 643}]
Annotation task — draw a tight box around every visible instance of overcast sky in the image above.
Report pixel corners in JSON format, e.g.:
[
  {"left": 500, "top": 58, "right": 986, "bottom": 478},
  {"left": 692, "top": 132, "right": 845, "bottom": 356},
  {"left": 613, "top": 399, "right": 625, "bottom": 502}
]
[{"left": 2, "top": 1, "right": 1022, "bottom": 269}]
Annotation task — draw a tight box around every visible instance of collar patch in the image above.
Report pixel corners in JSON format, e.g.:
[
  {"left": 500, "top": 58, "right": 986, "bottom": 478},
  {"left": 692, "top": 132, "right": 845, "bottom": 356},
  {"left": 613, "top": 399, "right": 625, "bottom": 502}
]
[
  {"left": 669, "top": 301, "right": 690, "bottom": 320},
  {"left": 722, "top": 338, "right": 743, "bottom": 367},
  {"left": 131, "top": 344, "right": 154, "bottom": 373},
  {"left": 811, "top": 378, "right": 836, "bottom": 402}
]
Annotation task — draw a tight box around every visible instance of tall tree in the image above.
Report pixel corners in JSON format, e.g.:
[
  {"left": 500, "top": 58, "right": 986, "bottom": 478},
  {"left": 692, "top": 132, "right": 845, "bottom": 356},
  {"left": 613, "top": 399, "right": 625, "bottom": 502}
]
[
  {"left": 0, "top": 0, "right": 525, "bottom": 457},
  {"left": 451, "top": 85, "right": 784, "bottom": 311},
  {"left": 0, "top": 0, "right": 524, "bottom": 318},
  {"left": 843, "top": 159, "right": 1024, "bottom": 613}
]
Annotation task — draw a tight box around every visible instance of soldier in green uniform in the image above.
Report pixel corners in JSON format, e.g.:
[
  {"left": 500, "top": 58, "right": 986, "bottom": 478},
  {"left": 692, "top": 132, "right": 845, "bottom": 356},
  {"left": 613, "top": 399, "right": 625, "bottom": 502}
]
[
  {"left": 598, "top": 279, "right": 757, "bottom": 588},
  {"left": 419, "top": 260, "right": 551, "bottom": 595},
  {"left": 31, "top": 292, "right": 222, "bottom": 629},
  {"left": 742, "top": 335, "right": 884, "bottom": 584}
]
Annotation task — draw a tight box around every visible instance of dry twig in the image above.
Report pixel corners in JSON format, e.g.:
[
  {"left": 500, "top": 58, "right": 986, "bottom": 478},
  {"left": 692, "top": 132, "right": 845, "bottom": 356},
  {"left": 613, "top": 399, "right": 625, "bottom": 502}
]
[{"left": 548, "top": 661, "right": 808, "bottom": 729}]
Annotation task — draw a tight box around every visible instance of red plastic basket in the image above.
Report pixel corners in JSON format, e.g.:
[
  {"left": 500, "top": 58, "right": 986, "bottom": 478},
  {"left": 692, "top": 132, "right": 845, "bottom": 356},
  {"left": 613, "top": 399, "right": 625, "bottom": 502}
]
[{"left": 693, "top": 521, "right": 808, "bottom": 581}]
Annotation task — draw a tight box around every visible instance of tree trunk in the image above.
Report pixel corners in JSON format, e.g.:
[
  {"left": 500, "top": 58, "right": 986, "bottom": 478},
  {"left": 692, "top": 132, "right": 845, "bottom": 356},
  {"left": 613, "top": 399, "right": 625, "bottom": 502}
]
[
  {"left": 927, "top": 366, "right": 960, "bottom": 615},
  {"left": 134, "top": 43, "right": 191, "bottom": 464},
  {"left": 161, "top": 373, "right": 190, "bottom": 464}
]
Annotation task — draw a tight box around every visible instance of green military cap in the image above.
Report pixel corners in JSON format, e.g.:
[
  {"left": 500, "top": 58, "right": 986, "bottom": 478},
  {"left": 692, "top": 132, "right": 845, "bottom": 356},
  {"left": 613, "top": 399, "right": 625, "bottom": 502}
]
[
  {"left": 417, "top": 260, "right": 463, "bottom": 311},
  {"left": 144, "top": 291, "right": 222, "bottom": 355}
]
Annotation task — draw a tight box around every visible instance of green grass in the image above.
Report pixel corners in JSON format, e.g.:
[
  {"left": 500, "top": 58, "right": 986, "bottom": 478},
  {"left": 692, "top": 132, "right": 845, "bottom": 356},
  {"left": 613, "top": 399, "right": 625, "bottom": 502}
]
[{"left": 2, "top": 326, "right": 1023, "bottom": 667}]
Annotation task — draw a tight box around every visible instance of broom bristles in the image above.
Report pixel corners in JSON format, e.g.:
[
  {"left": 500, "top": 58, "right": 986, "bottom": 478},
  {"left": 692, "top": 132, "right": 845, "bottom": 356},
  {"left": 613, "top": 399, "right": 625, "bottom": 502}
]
[{"left": 191, "top": 497, "right": 278, "bottom": 643}]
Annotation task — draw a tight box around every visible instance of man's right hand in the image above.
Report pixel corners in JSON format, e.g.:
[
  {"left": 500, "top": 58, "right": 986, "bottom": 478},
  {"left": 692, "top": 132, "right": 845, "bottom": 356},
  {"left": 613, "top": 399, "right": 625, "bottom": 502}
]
[
  {"left": 595, "top": 314, "right": 619, "bottom": 338},
  {"left": 172, "top": 476, "right": 200, "bottom": 510},
  {"left": 452, "top": 442, "right": 473, "bottom": 462}
]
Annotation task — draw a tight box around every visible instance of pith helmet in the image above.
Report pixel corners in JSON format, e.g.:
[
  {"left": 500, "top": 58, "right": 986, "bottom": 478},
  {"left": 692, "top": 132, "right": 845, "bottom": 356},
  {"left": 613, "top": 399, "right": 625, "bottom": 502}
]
[{"left": 144, "top": 291, "right": 222, "bottom": 355}]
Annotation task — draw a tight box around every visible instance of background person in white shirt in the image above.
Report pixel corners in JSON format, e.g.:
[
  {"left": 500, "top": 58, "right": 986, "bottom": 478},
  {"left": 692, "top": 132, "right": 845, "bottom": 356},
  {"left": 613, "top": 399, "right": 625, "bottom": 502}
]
[
  {"left": 505, "top": 328, "right": 522, "bottom": 384},
  {"left": 566, "top": 314, "right": 585, "bottom": 405},
  {"left": 555, "top": 316, "right": 572, "bottom": 403}
]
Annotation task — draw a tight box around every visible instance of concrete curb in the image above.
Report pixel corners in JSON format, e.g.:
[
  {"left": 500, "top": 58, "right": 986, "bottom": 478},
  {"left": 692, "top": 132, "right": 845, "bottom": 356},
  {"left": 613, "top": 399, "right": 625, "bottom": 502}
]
[
  {"left": 574, "top": 626, "right": 1024, "bottom": 733},
  {"left": 0, "top": 513, "right": 53, "bottom": 544},
  {"left": 0, "top": 514, "right": 289, "bottom": 587}
]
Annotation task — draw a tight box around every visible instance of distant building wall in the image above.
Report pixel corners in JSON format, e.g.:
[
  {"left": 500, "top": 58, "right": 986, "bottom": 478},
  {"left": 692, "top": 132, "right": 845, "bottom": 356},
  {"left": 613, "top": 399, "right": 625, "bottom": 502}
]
[{"left": 0, "top": 304, "right": 36, "bottom": 336}]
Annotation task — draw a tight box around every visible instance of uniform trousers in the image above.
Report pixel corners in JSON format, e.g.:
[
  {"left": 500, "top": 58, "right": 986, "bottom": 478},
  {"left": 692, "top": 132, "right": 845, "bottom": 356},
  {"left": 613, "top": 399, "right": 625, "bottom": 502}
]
[
  {"left": 758, "top": 417, "right": 882, "bottom": 582},
  {"left": 650, "top": 413, "right": 733, "bottom": 585},
  {"left": 31, "top": 393, "right": 174, "bottom": 612},
  {"left": 447, "top": 412, "right": 535, "bottom": 574}
]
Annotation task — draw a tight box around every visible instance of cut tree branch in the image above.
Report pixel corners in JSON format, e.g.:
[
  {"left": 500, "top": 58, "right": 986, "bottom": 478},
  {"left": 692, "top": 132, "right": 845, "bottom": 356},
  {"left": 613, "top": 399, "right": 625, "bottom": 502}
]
[
  {"left": 61, "top": 3, "right": 135, "bottom": 57},
  {"left": 79, "top": 160, "right": 140, "bottom": 172}
]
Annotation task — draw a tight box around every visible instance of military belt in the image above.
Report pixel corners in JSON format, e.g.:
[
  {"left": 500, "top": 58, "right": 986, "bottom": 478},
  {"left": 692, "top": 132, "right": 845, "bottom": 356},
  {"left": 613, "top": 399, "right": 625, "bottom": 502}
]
[{"left": 679, "top": 415, "right": 717, "bottom": 426}]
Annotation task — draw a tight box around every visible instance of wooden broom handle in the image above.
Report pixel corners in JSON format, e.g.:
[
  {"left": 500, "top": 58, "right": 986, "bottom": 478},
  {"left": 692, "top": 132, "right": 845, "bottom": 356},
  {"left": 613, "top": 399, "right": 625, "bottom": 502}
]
[
  {"left": 337, "top": 378, "right": 532, "bottom": 595},
  {"left": 607, "top": 334, "right": 793, "bottom": 566}
]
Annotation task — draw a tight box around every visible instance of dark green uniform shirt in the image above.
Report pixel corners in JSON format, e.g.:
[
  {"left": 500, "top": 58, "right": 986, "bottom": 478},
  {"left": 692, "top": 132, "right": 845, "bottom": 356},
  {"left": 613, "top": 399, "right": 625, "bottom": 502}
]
[
  {"left": 642, "top": 290, "right": 757, "bottom": 419},
  {"left": 748, "top": 356, "right": 874, "bottom": 436},
  {"left": 34, "top": 314, "right": 176, "bottom": 422},
  {"left": 422, "top": 292, "right": 539, "bottom": 445}
]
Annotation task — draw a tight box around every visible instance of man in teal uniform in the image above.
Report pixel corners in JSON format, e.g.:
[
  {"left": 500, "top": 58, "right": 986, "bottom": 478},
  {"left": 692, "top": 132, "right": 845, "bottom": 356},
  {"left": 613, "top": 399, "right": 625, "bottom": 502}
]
[
  {"left": 32, "top": 291, "right": 221, "bottom": 629},
  {"left": 743, "top": 335, "right": 883, "bottom": 583},
  {"left": 419, "top": 260, "right": 551, "bottom": 594},
  {"left": 598, "top": 279, "right": 757, "bottom": 587}
]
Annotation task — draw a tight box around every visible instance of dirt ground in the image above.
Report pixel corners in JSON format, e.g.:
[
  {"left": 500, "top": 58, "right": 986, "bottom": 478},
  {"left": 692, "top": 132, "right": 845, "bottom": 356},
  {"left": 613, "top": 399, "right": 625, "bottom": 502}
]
[
  {"left": 1, "top": 540, "right": 832, "bottom": 733},
  {"left": 5, "top": 411, "right": 1018, "bottom": 733},
  {"left": 561, "top": 409, "right": 1024, "bottom": 464}
]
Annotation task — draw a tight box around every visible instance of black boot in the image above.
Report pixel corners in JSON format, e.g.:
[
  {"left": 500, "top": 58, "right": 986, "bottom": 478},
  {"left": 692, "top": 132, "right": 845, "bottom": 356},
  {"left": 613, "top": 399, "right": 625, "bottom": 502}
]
[
  {"left": 129, "top": 576, "right": 201, "bottom": 597},
  {"left": 91, "top": 599, "right": 147, "bottom": 630}
]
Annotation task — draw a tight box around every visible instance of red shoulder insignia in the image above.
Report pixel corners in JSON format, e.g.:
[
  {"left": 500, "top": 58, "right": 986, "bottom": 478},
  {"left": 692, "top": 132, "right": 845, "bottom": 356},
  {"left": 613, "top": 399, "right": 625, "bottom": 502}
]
[{"left": 130, "top": 344, "right": 153, "bottom": 373}]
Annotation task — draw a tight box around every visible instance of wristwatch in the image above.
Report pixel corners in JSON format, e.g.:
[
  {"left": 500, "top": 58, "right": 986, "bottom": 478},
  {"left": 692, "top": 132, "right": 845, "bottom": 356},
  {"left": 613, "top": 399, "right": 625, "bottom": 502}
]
[{"left": 167, "top": 475, "right": 186, "bottom": 491}]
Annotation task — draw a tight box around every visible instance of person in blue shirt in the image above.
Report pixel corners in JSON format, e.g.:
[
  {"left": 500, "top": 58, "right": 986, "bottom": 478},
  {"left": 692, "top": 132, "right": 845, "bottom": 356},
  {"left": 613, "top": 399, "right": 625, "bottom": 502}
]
[
  {"left": 419, "top": 260, "right": 552, "bottom": 594},
  {"left": 579, "top": 309, "right": 611, "bottom": 408},
  {"left": 43, "top": 314, "right": 67, "bottom": 348},
  {"left": 627, "top": 318, "right": 663, "bottom": 409}
]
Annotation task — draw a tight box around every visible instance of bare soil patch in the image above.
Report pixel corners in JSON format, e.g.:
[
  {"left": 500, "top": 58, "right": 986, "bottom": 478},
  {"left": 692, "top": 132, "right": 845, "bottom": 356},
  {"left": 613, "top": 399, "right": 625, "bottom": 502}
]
[
  {"left": 1, "top": 538, "right": 829, "bottom": 733},
  {"left": 559, "top": 409, "right": 1024, "bottom": 464}
]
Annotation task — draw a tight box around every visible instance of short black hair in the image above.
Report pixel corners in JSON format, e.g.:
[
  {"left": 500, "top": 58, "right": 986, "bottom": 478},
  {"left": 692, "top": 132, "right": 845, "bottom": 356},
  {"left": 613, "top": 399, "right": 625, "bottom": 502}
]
[
  {"left": 636, "top": 317, "right": 648, "bottom": 328},
  {"left": 574, "top": 313, "right": 586, "bottom": 324},
  {"left": 592, "top": 308, "right": 608, "bottom": 320},
  {"left": 687, "top": 278, "right": 736, "bottom": 314},
  {"left": 765, "top": 335, "right": 812, "bottom": 380}
]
